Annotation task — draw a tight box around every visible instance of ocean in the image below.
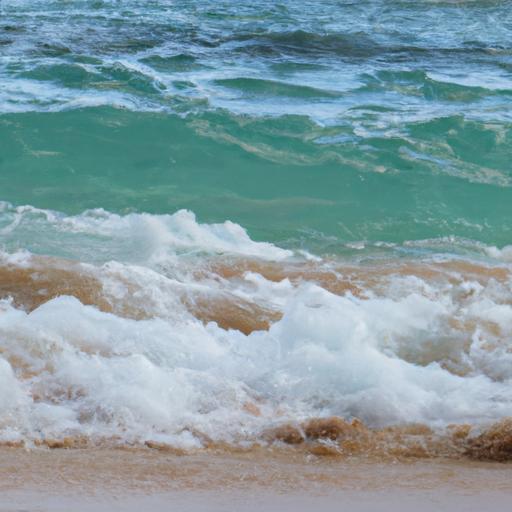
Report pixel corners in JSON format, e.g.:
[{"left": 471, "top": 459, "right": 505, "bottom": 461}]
[{"left": 1, "top": 0, "right": 512, "bottom": 459}]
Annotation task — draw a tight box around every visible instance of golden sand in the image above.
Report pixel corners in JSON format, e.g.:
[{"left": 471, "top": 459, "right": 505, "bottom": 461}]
[
  {"left": 0, "top": 445, "right": 511, "bottom": 498},
  {"left": 1, "top": 417, "right": 512, "bottom": 463},
  {"left": 1, "top": 253, "right": 510, "bottom": 336}
]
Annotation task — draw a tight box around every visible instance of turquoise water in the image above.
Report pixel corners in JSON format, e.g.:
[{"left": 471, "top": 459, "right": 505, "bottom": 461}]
[{"left": 1, "top": 0, "right": 511, "bottom": 252}]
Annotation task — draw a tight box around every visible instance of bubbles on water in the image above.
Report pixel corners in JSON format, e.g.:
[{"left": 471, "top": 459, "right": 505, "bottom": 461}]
[{"left": 0, "top": 205, "right": 512, "bottom": 450}]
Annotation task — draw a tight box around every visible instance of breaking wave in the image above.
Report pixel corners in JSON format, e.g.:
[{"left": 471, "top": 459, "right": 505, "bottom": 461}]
[{"left": 1, "top": 204, "right": 512, "bottom": 460}]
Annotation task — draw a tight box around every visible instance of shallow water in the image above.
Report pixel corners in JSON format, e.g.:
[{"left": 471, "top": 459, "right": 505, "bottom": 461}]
[
  {"left": 1, "top": 449, "right": 511, "bottom": 512},
  {"left": 0, "top": 1, "right": 511, "bottom": 455}
]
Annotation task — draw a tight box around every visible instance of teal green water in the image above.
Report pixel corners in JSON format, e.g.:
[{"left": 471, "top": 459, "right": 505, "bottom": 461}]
[{"left": 1, "top": 0, "right": 511, "bottom": 253}]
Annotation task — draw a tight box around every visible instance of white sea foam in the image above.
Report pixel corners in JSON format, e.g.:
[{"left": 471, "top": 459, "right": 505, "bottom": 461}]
[
  {"left": 1, "top": 204, "right": 512, "bottom": 445},
  {"left": 485, "top": 245, "right": 512, "bottom": 262},
  {"left": 0, "top": 204, "right": 292, "bottom": 263},
  {"left": 1, "top": 268, "right": 512, "bottom": 444}
]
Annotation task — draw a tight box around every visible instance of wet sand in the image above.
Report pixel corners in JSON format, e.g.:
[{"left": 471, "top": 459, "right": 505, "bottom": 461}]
[{"left": 1, "top": 448, "right": 511, "bottom": 511}]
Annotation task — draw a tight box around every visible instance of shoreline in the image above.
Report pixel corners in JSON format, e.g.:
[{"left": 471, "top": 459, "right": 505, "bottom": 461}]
[{"left": 1, "top": 447, "right": 511, "bottom": 511}]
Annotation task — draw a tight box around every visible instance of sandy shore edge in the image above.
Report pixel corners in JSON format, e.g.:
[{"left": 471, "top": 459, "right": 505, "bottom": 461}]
[{"left": 1, "top": 447, "right": 511, "bottom": 511}]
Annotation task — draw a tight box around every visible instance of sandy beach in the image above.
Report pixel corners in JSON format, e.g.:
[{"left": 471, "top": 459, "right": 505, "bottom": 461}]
[{"left": 1, "top": 447, "right": 511, "bottom": 511}]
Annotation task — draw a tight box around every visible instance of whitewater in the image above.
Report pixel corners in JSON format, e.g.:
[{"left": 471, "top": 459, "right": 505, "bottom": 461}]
[{"left": 0, "top": 203, "right": 511, "bottom": 457}]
